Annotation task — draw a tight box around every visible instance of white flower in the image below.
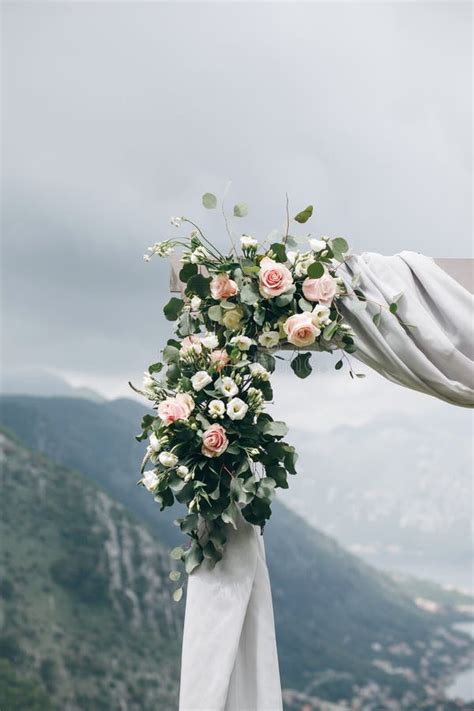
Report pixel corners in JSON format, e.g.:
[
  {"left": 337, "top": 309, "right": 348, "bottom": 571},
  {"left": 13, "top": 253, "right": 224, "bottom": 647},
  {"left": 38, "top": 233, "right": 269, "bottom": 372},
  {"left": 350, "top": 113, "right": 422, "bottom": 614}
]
[
  {"left": 220, "top": 377, "right": 239, "bottom": 397},
  {"left": 201, "top": 333, "right": 219, "bottom": 350},
  {"left": 309, "top": 238, "right": 326, "bottom": 253},
  {"left": 143, "top": 254, "right": 151, "bottom": 262},
  {"left": 142, "top": 470, "right": 159, "bottom": 491},
  {"left": 170, "top": 216, "right": 183, "bottom": 228},
  {"left": 249, "top": 362, "right": 270, "bottom": 381},
  {"left": 226, "top": 397, "right": 249, "bottom": 421},
  {"left": 142, "top": 373, "right": 157, "bottom": 395},
  {"left": 240, "top": 234, "right": 258, "bottom": 249},
  {"left": 294, "top": 253, "right": 314, "bottom": 277},
  {"left": 311, "top": 304, "right": 332, "bottom": 327},
  {"left": 149, "top": 433, "right": 161, "bottom": 452},
  {"left": 190, "top": 246, "right": 208, "bottom": 264},
  {"left": 190, "top": 295, "right": 202, "bottom": 311},
  {"left": 230, "top": 335, "right": 254, "bottom": 351},
  {"left": 287, "top": 251, "right": 298, "bottom": 265},
  {"left": 258, "top": 331, "right": 280, "bottom": 348},
  {"left": 208, "top": 400, "right": 225, "bottom": 418},
  {"left": 191, "top": 371, "right": 213, "bottom": 391},
  {"left": 158, "top": 451, "right": 178, "bottom": 468},
  {"left": 177, "top": 465, "right": 189, "bottom": 477}
]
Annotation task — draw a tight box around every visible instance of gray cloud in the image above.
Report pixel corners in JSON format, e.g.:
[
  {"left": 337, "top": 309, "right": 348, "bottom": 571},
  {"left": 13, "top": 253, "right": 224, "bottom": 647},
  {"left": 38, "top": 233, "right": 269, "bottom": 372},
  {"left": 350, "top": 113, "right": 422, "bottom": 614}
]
[{"left": 2, "top": 1, "right": 471, "bottom": 394}]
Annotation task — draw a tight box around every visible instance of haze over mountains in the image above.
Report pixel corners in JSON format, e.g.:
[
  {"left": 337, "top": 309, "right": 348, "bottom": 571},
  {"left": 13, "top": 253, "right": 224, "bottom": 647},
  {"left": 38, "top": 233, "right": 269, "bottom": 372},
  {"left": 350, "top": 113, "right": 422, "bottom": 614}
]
[{"left": 1, "top": 391, "right": 473, "bottom": 709}]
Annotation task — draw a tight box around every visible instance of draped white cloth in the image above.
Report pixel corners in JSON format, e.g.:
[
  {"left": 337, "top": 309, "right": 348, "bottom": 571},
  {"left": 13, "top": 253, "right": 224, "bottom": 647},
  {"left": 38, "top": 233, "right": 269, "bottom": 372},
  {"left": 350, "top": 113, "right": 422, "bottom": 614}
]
[{"left": 179, "top": 252, "right": 474, "bottom": 711}]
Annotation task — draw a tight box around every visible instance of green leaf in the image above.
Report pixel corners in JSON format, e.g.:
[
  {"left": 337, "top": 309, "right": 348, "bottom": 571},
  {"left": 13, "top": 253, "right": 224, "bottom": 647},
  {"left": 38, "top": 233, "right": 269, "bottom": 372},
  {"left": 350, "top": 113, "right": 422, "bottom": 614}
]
[
  {"left": 290, "top": 352, "right": 312, "bottom": 379},
  {"left": 298, "top": 297, "right": 312, "bottom": 312},
  {"left": 270, "top": 242, "right": 287, "bottom": 263},
  {"left": 230, "top": 477, "right": 253, "bottom": 505},
  {"left": 335, "top": 359, "right": 343, "bottom": 370},
  {"left": 169, "top": 570, "right": 181, "bottom": 582},
  {"left": 163, "top": 297, "right": 184, "bottom": 321},
  {"left": 307, "top": 262, "right": 325, "bottom": 279},
  {"left": 180, "top": 513, "right": 199, "bottom": 534},
  {"left": 331, "top": 237, "right": 349, "bottom": 261},
  {"left": 183, "top": 541, "right": 204, "bottom": 574},
  {"left": 170, "top": 546, "right": 184, "bottom": 560},
  {"left": 240, "top": 283, "right": 260, "bottom": 305},
  {"left": 163, "top": 345, "right": 180, "bottom": 363},
  {"left": 221, "top": 501, "right": 240, "bottom": 529},
  {"left": 266, "top": 464, "right": 288, "bottom": 489},
  {"left": 263, "top": 420, "right": 289, "bottom": 437},
  {"left": 257, "top": 477, "right": 276, "bottom": 501},
  {"left": 373, "top": 312, "right": 382, "bottom": 328},
  {"left": 256, "top": 351, "right": 276, "bottom": 373},
  {"left": 233, "top": 203, "right": 248, "bottom": 217},
  {"left": 294, "top": 205, "right": 314, "bottom": 224},
  {"left": 173, "top": 587, "right": 183, "bottom": 602},
  {"left": 389, "top": 303, "right": 398, "bottom": 314},
  {"left": 275, "top": 288, "right": 295, "bottom": 307},
  {"left": 242, "top": 264, "right": 260, "bottom": 275},
  {"left": 186, "top": 274, "right": 211, "bottom": 298},
  {"left": 202, "top": 192, "right": 217, "bottom": 209},
  {"left": 148, "top": 362, "right": 163, "bottom": 374},
  {"left": 208, "top": 305, "right": 223, "bottom": 322},
  {"left": 179, "top": 263, "right": 198, "bottom": 283},
  {"left": 323, "top": 321, "right": 339, "bottom": 341}
]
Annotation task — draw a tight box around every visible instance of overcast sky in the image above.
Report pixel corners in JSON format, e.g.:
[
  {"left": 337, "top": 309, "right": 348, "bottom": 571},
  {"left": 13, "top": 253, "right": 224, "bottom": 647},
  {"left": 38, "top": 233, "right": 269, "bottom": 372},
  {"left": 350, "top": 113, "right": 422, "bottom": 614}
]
[{"left": 2, "top": 1, "right": 472, "bottom": 400}]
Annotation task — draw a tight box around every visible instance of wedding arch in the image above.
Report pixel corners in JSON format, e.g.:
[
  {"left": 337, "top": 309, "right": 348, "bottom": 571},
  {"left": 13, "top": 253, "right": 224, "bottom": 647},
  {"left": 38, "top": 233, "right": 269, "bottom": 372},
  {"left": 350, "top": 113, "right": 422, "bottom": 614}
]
[{"left": 132, "top": 194, "right": 474, "bottom": 711}]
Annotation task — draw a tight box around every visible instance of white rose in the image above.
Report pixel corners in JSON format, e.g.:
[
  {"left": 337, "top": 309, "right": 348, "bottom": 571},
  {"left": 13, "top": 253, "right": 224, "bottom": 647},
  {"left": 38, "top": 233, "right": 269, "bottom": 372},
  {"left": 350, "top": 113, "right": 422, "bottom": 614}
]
[
  {"left": 258, "top": 331, "right": 280, "bottom": 348},
  {"left": 240, "top": 234, "right": 258, "bottom": 249},
  {"left": 142, "top": 470, "right": 159, "bottom": 491},
  {"left": 177, "top": 465, "right": 189, "bottom": 477},
  {"left": 158, "top": 451, "right": 178, "bottom": 468},
  {"left": 220, "top": 377, "right": 239, "bottom": 398},
  {"left": 249, "top": 362, "right": 270, "bottom": 381},
  {"left": 191, "top": 371, "right": 213, "bottom": 391},
  {"left": 309, "top": 238, "right": 326, "bottom": 253},
  {"left": 208, "top": 400, "right": 226, "bottom": 418},
  {"left": 201, "top": 333, "right": 219, "bottom": 350},
  {"left": 190, "top": 296, "right": 202, "bottom": 311},
  {"left": 226, "top": 397, "right": 249, "bottom": 421},
  {"left": 311, "top": 304, "right": 332, "bottom": 327},
  {"left": 149, "top": 433, "right": 161, "bottom": 452},
  {"left": 230, "top": 335, "right": 254, "bottom": 351}
]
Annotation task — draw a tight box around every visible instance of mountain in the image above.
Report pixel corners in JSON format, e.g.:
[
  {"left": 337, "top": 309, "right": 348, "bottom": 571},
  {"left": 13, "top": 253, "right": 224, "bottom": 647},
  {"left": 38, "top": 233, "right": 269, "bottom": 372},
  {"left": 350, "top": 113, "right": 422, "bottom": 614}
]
[
  {"left": 0, "top": 370, "right": 105, "bottom": 402},
  {"left": 1, "top": 395, "right": 472, "bottom": 708},
  {"left": 0, "top": 432, "right": 182, "bottom": 711},
  {"left": 284, "top": 409, "right": 473, "bottom": 587}
]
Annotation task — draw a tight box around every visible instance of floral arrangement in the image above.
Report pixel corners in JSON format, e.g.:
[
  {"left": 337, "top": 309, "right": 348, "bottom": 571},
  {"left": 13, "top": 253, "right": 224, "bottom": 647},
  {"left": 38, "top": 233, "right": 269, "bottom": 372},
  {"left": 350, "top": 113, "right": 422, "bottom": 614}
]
[{"left": 133, "top": 193, "right": 401, "bottom": 599}]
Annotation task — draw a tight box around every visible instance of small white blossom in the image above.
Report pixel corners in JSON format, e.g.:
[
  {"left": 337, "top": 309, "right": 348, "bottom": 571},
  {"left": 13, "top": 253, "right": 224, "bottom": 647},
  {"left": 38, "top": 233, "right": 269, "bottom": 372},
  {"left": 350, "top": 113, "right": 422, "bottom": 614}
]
[
  {"left": 230, "top": 335, "right": 254, "bottom": 351},
  {"left": 190, "top": 246, "right": 208, "bottom": 264},
  {"left": 191, "top": 371, "right": 213, "bottom": 391},
  {"left": 201, "top": 333, "right": 219, "bottom": 350},
  {"left": 190, "top": 296, "right": 202, "bottom": 312},
  {"left": 309, "top": 238, "right": 326, "bottom": 253},
  {"left": 240, "top": 234, "right": 258, "bottom": 249},
  {"left": 158, "top": 451, "right": 178, "bottom": 468},
  {"left": 177, "top": 465, "right": 189, "bottom": 477},
  {"left": 149, "top": 433, "right": 161, "bottom": 452},
  {"left": 143, "top": 254, "right": 151, "bottom": 262},
  {"left": 258, "top": 331, "right": 280, "bottom": 349},
  {"left": 249, "top": 362, "right": 270, "bottom": 381},
  {"left": 142, "top": 373, "right": 157, "bottom": 395},
  {"left": 226, "top": 397, "right": 249, "bottom": 421},
  {"left": 208, "top": 400, "right": 226, "bottom": 418},
  {"left": 294, "top": 253, "right": 314, "bottom": 277},
  {"left": 147, "top": 240, "right": 175, "bottom": 258},
  {"left": 220, "top": 377, "right": 239, "bottom": 398},
  {"left": 142, "top": 470, "right": 159, "bottom": 491},
  {"left": 287, "top": 251, "right": 298, "bottom": 265},
  {"left": 311, "top": 304, "right": 332, "bottom": 327},
  {"left": 170, "top": 216, "right": 183, "bottom": 228}
]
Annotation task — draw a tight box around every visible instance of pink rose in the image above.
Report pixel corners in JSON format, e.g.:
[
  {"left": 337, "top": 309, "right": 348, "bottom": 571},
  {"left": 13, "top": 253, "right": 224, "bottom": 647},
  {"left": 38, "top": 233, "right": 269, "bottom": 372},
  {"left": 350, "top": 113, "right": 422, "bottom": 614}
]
[
  {"left": 259, "top": 257, "right": 293, "bottom": 299},
  {"left": 210, "top": 273, "right": 239, "bottom": 300},
  {"left": 180, "top": 335, "right": 202, "bottom": 356},
  {"left": 201, "top": 423, "right": 228, "bottom": 458},
  {"left": 158, "top": 393, "right": 194, "bottom": 425},
  {"left": 208, "top": 349, "right": 230, "bottom": 372},
  {"left": 302, "top": 273, "right": 338, "bottom": 305},
  {"left": 283, "top": 313, "right": 320, "bottom": 347}
]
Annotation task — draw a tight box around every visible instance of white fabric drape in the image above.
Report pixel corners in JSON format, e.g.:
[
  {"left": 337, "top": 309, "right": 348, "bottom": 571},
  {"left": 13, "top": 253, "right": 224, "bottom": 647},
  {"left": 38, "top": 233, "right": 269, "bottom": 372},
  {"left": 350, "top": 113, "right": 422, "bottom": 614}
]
[{"left": 179, "top": 252, "right": 473, "bottom": 711}]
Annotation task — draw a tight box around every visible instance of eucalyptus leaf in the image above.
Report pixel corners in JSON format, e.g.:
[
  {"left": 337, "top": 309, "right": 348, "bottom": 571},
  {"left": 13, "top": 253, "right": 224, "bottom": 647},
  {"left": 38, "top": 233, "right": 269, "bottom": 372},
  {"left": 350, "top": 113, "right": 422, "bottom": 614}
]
[
  {"left": 208, "top": 305, "right": 223, "bottom": 322},
  {"left": 183, "top": 542, "right": 204, "bottom": 574},
  {"left": 323, "top": 321, "right": 339, "bottom": 341},
  {"left": 240, "top": 283, "right": 260, "bottom": 305},
  {"left": 290, "top": 352, "right": 312, "bottom": 379},
  {"left": 331, "top": 237, "right": 349, "bottom": 261},
  {"left": 307, "top": 262, "right": 324, "bottom": 279},
  {"left": 275, "top": 288, "right": 295, "bottom": 307},
  {"left": 373, "top": 312, "right": 382, "bottom": 328},
  {"left": 170, "top": 546, "right": 184, "bottom": 561},
  {"left": 270, "top": 242, "right": 287, "bottom": 263},
  {"left": 389, "top": 303, "right": 398, "bottom": 314},
  {"left": 186, "top": 274, "right": 211, "bottom": 298},
  {"left": 173, "top": 587, "right": 183, "bottom": 602},
  {"left": 163, "top": 297, "right": 184, "bottom": 321},
  {"left": 169, "top": 570, "right": 181, "bottom": 582},
  {"left": 294, "top": 205, "right": 314, "bottom": 223},
  {"left": 335, "top": 359, "right": 343, "bottom": 370},
  {"left": 179, "top": 263, "right": 198, "bottom": 283},
  {"left": 148, "top": 362, "right": 163, "bottom": 374},
  {"left": 202, "top": 192, "right": 217, "bottom": 209},
  {"left": 233, "top": 203, "right": 249, "bottom": 217},
  {"left": 221, "top": 501, "right": 240, "bottom": 530},
  {"left": 263, "top": 420, "right": 288, "bottom": 437},
  {"left": 163, "top": 345, "right": 180, "bottom": 363}
]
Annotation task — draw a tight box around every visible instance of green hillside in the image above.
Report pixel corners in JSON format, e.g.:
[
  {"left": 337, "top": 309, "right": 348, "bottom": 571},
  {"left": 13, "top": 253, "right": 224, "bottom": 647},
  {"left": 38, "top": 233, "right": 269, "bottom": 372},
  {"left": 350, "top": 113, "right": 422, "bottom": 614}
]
[
  {"left": 1, "top": 396, "right": 472, "bottom": 709},
  {"left": 0, "top": 432, "right": 182, "bottom": 711}
]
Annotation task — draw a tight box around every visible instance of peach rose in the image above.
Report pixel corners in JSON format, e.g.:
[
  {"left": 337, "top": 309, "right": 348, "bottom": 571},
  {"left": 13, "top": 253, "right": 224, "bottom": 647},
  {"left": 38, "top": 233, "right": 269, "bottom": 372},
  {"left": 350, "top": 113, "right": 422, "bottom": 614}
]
[
  {"left": 283, "top": 313, "right": 320, "bottom": 347},
  {"left": 201, "top": 423, "right": 228, "bottom": 458},
  {"left": 158, "top": 393, "right": 194, "bottom": 425},
  {"left": 210, "top": 273, "right": 239, "bottom": 300},
  {"left": 302, "top": 273, "right": 338, "bottom": 305},
  {"left": 208, "top": 349, "right": 230, "bottom": 372},
  {"left": 180, "top": 334, "right": 202, "bottom": 356},
  {"left": 259, "top": 257, "right": 293, "bottom": 299}
]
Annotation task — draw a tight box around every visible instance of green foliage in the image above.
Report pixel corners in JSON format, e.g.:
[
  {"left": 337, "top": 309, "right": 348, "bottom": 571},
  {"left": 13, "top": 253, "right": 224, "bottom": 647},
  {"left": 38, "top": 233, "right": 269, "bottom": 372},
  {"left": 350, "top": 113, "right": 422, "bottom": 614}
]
[
  {"left": 307, "top": 261, "right": 325, "bottom": 279},
  {"left": 163, "top": 297, "right": 184, "bottom": 321},
  {"left": 290, "top": 352, "right": 312, "bottom": 379},
  {"left": 202, "top": 192, "right": 217, "bottom": 209},
  {"left": 233, "top": 203, "right": 248, "bottom": 217},
  {"left": 294, "top": 205, "right": 313, "bottom": 223}
]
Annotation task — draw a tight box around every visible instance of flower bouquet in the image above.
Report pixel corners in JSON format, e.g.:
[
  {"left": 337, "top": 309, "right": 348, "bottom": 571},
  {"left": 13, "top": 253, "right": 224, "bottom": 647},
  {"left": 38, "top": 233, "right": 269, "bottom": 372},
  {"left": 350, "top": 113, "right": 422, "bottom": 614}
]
[{"left": 133, "top": 193, "right": 400, "bottom": 598}]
